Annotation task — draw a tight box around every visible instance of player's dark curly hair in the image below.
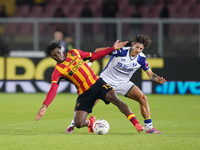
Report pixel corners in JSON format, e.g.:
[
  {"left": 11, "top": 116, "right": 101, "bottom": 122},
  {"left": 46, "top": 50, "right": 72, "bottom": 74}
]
[
  {"left": 133, "top": 34, "right": 151, "bottom": 48},
  {"left": 45, "top": 42, "right": 61, "bottom": 56}
]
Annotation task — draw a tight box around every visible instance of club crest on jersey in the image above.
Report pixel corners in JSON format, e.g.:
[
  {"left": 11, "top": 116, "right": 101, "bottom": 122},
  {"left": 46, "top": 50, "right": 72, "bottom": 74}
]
[
  {"left": 133, "top": 63, "right": 137, "bottom": 67},
  {"left": 76, "top": 103, "right": 80, "bottom": 107},
  {"left": 71, "top": 53, "right": 75, "bottom": 56},
  {"left": 68, "top": 70, "right": 74, "bottom": 76}
]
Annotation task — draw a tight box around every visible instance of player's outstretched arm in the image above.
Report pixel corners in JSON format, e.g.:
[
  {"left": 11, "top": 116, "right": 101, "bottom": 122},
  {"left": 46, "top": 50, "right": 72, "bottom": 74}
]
[
  {"left": 113, "top": 39, "right": 128, "bottom": 50},
  {"left": 35, "top": 83, "right": 58, "bottom": 121},
  {"left": 90, "top": 40, "right": 128, "bottom": 61},
  {"left": 94, "top": 40, "right": 128, "bottom": 53},
  {"left": 35, "top": 104, "right": 47, "bottom": 121},
  {"left": 146, "top": 69, "right": 167, "bottom": 85},
  {"left": 153, "top": 75, "right": 167, "bottom": 85},
  {"left": 94, "top": 47, "right": 108, "bottom": 53}
]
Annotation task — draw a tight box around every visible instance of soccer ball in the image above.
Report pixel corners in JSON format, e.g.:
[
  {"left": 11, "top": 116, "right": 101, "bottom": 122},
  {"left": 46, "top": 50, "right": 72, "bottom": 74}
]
[{"left": 93, "top": 119, "right": 110, "bottom": 135}]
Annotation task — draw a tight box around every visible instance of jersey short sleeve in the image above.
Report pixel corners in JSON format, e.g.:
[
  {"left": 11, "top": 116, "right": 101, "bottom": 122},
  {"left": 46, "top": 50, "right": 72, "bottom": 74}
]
[
  {"left": 138, "top": 55, "right": 150, "bottom": 71},
  {"left": 111, "top": 47, "right": 129, "bottom": 57}
]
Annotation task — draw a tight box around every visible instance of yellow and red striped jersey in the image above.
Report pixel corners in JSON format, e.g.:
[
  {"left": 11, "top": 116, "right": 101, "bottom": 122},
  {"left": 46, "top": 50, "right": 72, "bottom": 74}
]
[{"left": 51, "top": 49, "right": 99, "bottom": 95}]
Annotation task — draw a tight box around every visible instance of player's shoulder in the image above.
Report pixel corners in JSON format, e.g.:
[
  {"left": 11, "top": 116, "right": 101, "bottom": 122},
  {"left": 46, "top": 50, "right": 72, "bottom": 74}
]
[
  {"left": 120, "top": 46, "right": 131, "bottom": 53},
  {"left": 69, "top": 49, "right": 79, "bottom": 52},
  {"left": 67, "top": 49, "right": 81, "bottom": 55},
  {"left": 138, "top": 52, "right": 146, "bottom": 58},
  {"left": 137, "top": 52, "right": 148, "bottom": 64},
  {"left": 121, "top": 46, "right": 130, "bottom": 51},
  {"left": 112, "top": 47, "right": 130, "bottom": 56},
  {"left": 52, "top": 66, "right": 60, "bottom": 77}
]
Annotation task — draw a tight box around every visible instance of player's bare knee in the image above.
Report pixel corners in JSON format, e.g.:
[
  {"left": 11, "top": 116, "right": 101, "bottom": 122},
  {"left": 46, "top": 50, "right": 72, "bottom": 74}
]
[
  {"left": 106, "top": 90, "right": 118, "bottom": 103},
  {"left": 74, "top": 121, "right": 84, "bottom": 128},
  {"left": 140, "top": 94, "right": 148, "bottom": 105}
]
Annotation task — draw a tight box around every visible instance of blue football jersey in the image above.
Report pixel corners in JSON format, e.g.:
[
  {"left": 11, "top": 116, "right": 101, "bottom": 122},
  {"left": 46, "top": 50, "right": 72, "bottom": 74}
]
[{"left": 100, "top": 47, "right": 150, "bottom": 86}]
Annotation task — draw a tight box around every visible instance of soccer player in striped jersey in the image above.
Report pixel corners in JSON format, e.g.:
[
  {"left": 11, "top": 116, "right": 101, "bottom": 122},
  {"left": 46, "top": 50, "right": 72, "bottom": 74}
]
[
  {"left": 35, "top": 40, "right": 145, "bottom": 133},
  {"left": 67, "top": 35, "right": 166, "bottom": 134}
]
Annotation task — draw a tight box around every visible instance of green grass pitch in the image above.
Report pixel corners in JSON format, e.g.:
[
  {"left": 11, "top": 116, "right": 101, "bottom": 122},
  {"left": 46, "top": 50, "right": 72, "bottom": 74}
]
[{"left": 0, "top": 93, "right": 200, "bottom": 150}]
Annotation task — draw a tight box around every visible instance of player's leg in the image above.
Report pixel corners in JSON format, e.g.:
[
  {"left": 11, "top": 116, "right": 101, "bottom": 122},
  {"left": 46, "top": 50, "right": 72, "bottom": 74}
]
[
  {"left": 126, "top": 85, "right": 150, "bottom": 119},
  {"left": 66, "top": 111, "right": 95, "bottom": 133},
  {"left": 66, "top": 89, "right": 98, "bottom": 133},
  {"left": 72, "top": 110, "right": 95, "bottom": 131},
  {"left": 66, "top": 111, "right": 76, "bottom": 133},
  {"left": 105, "top": 89, "right": 145, "bottom": 132},
  {"left": 66, "top": 99, "right": 99, "bottom": 133},
  {"left": 66, "top": 119, "right": 75, "bottom": 133},
  {"left": 126, "top": 85, "right": 163, "bottom": 134},
  {"left": 73, "top": 110, "right": 89, "bottom": 128},
  {"left": 111, "top": 82, "right": 150, "bottom": 118}
]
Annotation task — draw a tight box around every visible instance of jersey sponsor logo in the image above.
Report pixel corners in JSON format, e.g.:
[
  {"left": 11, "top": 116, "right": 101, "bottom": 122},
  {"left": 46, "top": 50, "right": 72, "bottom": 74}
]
[
  {"left": 70, "top": 59, "right": 76, "bottom": 65},
  {"left": 71, "top": 59, "right": 84, "bottom": 72},
  {"left": 121, "top": 59, "right": 126, "bottom": 61},
  {"left": 115, "top": 62, "right": 133, "bottom": 73}
]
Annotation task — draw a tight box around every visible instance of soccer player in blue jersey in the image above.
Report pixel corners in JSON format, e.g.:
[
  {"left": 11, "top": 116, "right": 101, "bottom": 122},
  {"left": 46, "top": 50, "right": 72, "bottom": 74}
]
[{"left": 67, "top": 34, "right": 166, "bottom": 134}]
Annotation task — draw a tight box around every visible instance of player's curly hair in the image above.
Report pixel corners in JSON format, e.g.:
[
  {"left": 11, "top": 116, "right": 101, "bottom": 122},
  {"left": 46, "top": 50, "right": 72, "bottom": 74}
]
[
  {"left": 45, "top": 42, "right": 61, "bottom": 56},
  {"left": 133, "top": 34, "right": 151, "bottom": 48}
]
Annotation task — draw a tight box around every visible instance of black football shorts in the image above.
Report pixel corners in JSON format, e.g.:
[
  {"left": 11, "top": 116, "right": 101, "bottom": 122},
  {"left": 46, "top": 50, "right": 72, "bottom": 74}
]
[{"left": 74, "top": 78, "right": 113, "bottom": 113}]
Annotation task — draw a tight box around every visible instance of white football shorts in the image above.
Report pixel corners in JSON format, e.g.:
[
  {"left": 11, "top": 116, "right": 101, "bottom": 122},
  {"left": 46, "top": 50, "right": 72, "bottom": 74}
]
[{"left": 110, "top": 81, "right": 135, "bottom": 96}]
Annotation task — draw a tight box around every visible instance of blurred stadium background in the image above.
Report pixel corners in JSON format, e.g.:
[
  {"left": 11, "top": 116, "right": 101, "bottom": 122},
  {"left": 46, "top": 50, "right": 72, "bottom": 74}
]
[{"left": 0, "top": 0, "right": 200, "bottom": 95}]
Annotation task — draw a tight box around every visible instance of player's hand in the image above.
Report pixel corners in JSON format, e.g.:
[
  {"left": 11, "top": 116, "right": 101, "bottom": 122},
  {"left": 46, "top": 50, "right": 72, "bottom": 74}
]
[
  {"left": 113, "top": 40, "right": 128, "bottom": 50},
  {"left": 157, "top": 76, "right": 167, "bottom": 85},
  {"left": 35, "top": 104, "right": 47, "bottom": 121}
]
